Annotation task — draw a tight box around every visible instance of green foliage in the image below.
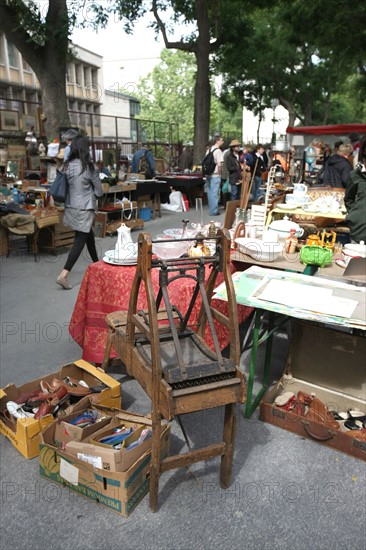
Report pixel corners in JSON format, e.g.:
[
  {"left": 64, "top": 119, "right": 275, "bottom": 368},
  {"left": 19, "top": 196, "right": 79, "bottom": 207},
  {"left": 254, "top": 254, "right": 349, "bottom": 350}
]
[
  {"left": 135, "top": 50, "right": 196, "bottom": 143},
  {"left": 216, "top": 1, "right": 365, "bottom": 125}
]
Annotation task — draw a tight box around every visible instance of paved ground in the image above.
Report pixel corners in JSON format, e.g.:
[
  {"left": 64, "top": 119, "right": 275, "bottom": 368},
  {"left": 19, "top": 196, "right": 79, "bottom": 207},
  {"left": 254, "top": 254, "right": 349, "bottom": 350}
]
[{"left": 0, "top": 205, "right": 365, "bottom": 550}]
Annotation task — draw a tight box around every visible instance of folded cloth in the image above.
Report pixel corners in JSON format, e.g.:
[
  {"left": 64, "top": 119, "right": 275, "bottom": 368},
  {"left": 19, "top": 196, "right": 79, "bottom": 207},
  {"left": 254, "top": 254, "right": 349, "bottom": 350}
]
[{"left": 0, "top": 212, "right": 35, "bottom": 235}]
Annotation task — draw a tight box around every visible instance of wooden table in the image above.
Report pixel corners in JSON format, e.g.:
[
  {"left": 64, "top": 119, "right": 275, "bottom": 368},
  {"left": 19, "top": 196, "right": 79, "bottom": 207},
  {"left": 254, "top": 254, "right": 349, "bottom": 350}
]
[
  {"left": 69, "top": 260, "right": 253, "bottom": 364},
  {"left": 156, "top": 174, "right": 205, "bottom": 205},
  {"left": 267, "top": 206, "right": 346, "bottom": 227}
]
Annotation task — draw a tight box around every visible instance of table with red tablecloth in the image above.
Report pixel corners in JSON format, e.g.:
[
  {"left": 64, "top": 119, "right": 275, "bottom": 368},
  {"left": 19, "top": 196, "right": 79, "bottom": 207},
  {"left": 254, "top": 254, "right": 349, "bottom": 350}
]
[{"left": 69, "top": 260, "right": 253, "bottom": 364}]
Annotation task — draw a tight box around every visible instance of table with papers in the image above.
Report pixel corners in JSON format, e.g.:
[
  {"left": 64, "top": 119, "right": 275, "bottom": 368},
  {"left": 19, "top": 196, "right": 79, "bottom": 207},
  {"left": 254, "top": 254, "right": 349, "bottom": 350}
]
[{"left": 214, "top": 266, "right": 366, "bottom": 417}]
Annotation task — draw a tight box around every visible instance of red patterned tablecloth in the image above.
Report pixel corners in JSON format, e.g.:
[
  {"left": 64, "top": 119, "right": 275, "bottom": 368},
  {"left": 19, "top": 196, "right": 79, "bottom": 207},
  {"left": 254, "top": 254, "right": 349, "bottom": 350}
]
[{"left": 69, "top": 260, "right": 252, "bottom": 364}]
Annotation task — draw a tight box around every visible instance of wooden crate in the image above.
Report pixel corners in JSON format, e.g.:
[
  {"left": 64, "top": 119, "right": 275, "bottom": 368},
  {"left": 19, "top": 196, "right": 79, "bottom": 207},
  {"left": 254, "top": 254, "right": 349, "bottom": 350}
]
[
  {"left": 37, "top": 211, "right": 74, "bottom": 253},
  {"left": 0, "top": 227, "right": 8, "bottom": 256}
]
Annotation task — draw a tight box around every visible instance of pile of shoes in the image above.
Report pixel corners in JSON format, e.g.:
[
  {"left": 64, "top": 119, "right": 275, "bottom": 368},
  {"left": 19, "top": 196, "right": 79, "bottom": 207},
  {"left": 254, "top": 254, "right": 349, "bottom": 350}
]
[
  {"left": 6, "top": 377, "right": 107, "bottom": 421},
  {"left": 274, "top": 391, "right": 366, "bottom": 438}
]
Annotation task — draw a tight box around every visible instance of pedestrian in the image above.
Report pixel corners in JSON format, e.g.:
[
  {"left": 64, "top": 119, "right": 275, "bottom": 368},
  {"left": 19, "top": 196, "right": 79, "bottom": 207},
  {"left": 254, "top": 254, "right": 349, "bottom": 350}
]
[
  {"left": 345, "top": 134, "right": 366, "bottom": 243},
  {"left": 322, "top": 143, "right": 353, "bottom": 188},
  {"left": 56, "top": 136, "right": 103, "bottom": 290},
  {"left": 205, "top": 135, "right": 224, "bottom": 215},
  {"left": 131, "top": 143, "right": 156, "bottom": 178},
  {"left": 225, "top": 139, "right": 242, "bottom": 200}
]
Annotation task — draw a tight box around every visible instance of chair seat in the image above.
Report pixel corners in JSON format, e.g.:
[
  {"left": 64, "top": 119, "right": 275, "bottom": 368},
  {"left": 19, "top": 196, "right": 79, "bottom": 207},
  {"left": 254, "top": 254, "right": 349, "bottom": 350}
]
[{"left": 135, "top": 330, "right": 237, "bottom": 384}]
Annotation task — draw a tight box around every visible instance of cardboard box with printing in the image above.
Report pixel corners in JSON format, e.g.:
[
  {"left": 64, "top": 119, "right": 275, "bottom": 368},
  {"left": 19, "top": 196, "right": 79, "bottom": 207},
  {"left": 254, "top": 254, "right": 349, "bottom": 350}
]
[
  {"left": 0, "top": 360, "right": 121, "bottom": 459},
  {"left": 39, "top": 411, "right": 170, "bottom": 517}
]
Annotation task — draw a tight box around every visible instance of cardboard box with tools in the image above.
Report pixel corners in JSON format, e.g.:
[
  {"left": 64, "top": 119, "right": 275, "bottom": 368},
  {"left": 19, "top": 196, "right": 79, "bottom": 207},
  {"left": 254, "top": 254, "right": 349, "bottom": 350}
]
[
  {"left": 53, "top": 398, "right": 113, "bottom": 447},
  {"left": 259, "top": 322, "right": 366, "bottom": 461},
  {"left": 67, "top": 414, "right": 155, "bottom": 473},
  {"left": 0, "top": 360, "right": 121, "bottom": 459},
  {"left": 39, "top": 409, "right": 170, "bottom": 517}
]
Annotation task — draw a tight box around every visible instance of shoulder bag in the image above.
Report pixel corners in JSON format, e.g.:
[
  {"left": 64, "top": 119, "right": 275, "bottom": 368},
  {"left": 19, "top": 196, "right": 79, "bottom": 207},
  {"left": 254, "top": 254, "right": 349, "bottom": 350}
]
[{"left": 49, "top": 168, "right": 68, "bottom": 202}]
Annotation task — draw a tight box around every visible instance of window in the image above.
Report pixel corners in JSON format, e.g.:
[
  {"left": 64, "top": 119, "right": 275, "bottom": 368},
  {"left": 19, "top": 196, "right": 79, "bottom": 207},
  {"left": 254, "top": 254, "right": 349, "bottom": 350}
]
[
  {"left": 130, "top": 100, "right": 140, "bottom": 117},
  {"left": 23, "top": 59, "right": 32, "bottom": 72},
  {"left": 7, "top": 42, "right": 18, "bottom": 68}
]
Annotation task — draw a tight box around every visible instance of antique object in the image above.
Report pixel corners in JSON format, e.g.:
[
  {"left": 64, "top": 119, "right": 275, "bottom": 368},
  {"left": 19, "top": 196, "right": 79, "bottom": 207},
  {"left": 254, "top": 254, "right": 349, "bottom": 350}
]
[
  {"left": 106, "top": 230, "right": 246, "bottom": 511},
  {"left": 300, "top": 245, "right": 333, "bottom": 267}
]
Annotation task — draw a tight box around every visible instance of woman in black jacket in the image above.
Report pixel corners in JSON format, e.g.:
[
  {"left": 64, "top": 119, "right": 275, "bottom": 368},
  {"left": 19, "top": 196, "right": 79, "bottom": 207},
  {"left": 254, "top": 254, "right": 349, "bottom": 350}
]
[{"left": 225, "top": 140, "right": 242, "bottom": 200}]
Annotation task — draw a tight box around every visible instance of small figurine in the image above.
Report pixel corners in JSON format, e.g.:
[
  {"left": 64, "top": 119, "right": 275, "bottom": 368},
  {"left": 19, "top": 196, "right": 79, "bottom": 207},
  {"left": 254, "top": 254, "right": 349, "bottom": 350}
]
[{"left": 38, "top": 143, "right": 46, "bottom": 157}]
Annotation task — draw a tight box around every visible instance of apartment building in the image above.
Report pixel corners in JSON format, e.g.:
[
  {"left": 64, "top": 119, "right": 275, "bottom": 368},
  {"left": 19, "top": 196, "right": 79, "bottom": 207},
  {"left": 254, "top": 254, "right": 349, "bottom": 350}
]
[{"left": 0, "top": 33, "right": 140, "bottom": 142}]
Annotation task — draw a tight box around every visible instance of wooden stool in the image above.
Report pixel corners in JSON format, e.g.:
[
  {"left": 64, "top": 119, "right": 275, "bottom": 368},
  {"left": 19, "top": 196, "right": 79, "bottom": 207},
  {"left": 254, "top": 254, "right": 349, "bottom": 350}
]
[{"left": 110, "top": 230, "right": 246, "bottom": 511}]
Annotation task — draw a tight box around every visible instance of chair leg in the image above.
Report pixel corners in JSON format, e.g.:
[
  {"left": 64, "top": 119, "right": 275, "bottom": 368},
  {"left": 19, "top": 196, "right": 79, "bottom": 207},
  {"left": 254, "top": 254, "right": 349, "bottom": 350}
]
[
  {"left": 101, "top": 329, "right": 114, "bottom": 371},
  {"left": 220, "top": 402, "right": 237, "bottom": 489},
  {"left": 149, "top": 413, "right": 162, "bottom": 512}
]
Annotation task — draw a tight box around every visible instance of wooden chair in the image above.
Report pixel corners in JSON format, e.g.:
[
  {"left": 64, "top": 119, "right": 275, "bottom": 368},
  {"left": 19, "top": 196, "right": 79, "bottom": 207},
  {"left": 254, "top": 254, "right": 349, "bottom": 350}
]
[{"left": 109, "top": 230, "right": 246, "bottom": 511}]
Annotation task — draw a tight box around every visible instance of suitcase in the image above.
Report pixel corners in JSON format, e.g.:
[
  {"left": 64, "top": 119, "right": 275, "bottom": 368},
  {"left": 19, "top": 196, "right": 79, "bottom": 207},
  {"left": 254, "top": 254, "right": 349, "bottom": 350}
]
[{"left": 259, "top": 321, "right": 366, "bottom": 461}]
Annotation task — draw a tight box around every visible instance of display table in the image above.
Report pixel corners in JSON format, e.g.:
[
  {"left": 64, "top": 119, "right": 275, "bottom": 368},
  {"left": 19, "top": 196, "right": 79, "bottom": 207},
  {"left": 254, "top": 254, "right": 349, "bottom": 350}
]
[
  {"left": 214, "top": 266, "right": 366, "bottom": 417},
  {"left": 156, "top": 174, "right": 205, "bottom": 205},
  {"left": 69, "top": 260, "right": 253, "bottom": 364}
]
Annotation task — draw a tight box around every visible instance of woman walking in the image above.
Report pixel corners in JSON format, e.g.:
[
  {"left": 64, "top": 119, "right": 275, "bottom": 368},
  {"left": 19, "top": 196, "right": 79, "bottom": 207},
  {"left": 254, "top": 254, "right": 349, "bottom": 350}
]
[{"left": 56, "top": 136, "right": 103, "bottom": 289}]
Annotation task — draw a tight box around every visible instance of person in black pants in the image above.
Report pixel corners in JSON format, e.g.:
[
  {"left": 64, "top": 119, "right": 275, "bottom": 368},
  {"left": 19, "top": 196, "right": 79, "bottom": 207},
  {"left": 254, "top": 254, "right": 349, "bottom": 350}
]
[{"left": 56, "top": 136, "right": 103, "bottom": 289}]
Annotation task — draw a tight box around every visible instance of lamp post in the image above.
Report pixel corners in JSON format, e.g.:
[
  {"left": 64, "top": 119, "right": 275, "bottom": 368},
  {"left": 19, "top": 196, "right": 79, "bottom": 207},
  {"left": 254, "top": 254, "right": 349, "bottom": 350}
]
[{"left": 270, "top": 99, "right": 280, "bottom": 144}]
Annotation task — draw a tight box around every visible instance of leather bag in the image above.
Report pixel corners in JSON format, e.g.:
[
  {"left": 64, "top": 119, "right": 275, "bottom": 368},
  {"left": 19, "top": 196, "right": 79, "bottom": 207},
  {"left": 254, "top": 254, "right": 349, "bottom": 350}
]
[{"left": 49, "top": 169, "right": 68, "bottom": 202}]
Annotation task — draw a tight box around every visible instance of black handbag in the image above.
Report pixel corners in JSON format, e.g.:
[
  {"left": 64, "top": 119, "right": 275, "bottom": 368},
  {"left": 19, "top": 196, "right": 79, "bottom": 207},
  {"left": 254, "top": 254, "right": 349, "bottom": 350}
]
[{"left": 49, "top": 169, "right": 68, "bottom": 202}]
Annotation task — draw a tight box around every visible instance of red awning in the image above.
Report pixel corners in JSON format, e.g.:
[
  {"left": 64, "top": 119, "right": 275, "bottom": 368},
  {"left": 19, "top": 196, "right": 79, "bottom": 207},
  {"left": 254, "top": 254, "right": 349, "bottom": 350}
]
[{"left": 286, "top": 124, "right": 366, "bottom": 135}]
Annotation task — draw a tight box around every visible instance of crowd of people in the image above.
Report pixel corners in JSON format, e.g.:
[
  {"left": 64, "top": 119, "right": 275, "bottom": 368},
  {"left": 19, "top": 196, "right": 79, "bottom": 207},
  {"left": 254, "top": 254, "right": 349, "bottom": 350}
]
[
  {"left": 53, "top": 129, "right": 365, "bottom": 289},
  {"left": 202, "top": 132, "right": 365, "bottom": 243}
]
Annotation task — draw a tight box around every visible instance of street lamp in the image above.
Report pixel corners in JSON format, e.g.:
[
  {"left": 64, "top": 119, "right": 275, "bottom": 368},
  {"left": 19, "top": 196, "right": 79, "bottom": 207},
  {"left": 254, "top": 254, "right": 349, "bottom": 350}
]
[{"left": 270, "top": 99, "right": 280, "bottom": 144}]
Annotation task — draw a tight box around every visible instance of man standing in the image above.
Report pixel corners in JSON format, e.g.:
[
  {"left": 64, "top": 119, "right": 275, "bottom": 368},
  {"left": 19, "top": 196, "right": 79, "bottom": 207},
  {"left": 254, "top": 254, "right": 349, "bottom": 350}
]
[
  {"left": 205, "top": 135, "right": 224, "bottom": 216},
  {"left": 131, "top": 143, "right": 156, "bottom": 178}
]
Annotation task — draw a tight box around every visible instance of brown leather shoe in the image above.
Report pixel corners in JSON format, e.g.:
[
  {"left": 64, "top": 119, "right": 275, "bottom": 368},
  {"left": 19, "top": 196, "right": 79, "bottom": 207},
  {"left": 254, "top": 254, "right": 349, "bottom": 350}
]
[
  {"left": 305, "top": 396, "right": 340, "bottom": 430},
  {"left": 33, "top": 386, "right": 69, "bottom": 420},
  {"left": 50, "top": 376, "right": 91, "bottom": 397}
]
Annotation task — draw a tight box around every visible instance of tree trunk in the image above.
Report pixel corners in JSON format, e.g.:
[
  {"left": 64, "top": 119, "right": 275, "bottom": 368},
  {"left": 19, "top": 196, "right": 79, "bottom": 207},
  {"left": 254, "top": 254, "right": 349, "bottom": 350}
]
[
  {"left": 37, "top": 64, "right": 70, "bottom": 140},
  {"left": 193, "top": 0, "right": 212, "bottom": 165},
  {"left": 1, "top": 0, "right": 70, "bottom": 141}
]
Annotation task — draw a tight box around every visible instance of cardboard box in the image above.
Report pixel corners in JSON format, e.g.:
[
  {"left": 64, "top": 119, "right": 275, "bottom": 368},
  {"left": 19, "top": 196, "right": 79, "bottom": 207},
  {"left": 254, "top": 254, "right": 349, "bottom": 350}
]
[
  {"left": 53, "top": 399, "right": 113, "bottom": 447},
  {"left": 39, "top": 413, "right": 170, "bottom": 517},
  {"left": 71, "top": 413, "right": 156, "bottom": 472},
  {"left": 259, "top": 322, "right": 366, "bottom": 461},
  {"left": 0, "top": 360, "right": 121, "bottom": 459}
]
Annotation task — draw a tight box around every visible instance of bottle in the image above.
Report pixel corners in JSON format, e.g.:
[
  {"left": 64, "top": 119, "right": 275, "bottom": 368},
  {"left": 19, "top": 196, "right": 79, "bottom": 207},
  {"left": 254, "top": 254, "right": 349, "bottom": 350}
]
[
  {"left": 205, "top": 220, "right": 217, "bottom": 254},
  {"left": 285, "top": 229, "right": 298, "bottom": 254},
  {"left": 12, "top": 187, "right": 19, "bottom": 205}
]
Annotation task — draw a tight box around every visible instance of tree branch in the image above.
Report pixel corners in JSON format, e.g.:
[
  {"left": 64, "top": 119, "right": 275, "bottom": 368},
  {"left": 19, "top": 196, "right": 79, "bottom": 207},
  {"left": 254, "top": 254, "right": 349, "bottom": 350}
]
[
  {"left": 0, "top": 2, "right": 46, "bottom": 67},
  {"left": 151, "top": 0, "right": 196, "bottom": 53}
]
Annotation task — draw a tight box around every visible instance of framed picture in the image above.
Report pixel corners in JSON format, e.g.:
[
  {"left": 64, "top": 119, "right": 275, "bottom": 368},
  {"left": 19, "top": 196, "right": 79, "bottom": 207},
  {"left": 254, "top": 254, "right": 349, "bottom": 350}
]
[
  {"left": 0, "top": 110, "right": 20, "bottom": 131},
  {"left": 22, "top": 114, "right": 36, "bottom": 132}
]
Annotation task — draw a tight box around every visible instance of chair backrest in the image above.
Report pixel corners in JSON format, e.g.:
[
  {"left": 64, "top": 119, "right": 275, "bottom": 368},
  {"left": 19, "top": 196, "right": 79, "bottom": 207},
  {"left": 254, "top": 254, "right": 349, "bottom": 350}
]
[
  {"left": 125, "top": 230, "right": 240, "bottom": 385},
  {"left": 223, "top": 200, "right": 240, "bottom": 229},
  {"left": 250, "top": 204, "right": 267, "bottom": 235}
]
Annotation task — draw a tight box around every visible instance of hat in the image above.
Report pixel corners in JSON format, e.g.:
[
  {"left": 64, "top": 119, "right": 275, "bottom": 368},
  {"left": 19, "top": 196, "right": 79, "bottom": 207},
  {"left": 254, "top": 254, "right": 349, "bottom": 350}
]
[{"left": 229, "top": 139, "right": 241, "bottom": 147}]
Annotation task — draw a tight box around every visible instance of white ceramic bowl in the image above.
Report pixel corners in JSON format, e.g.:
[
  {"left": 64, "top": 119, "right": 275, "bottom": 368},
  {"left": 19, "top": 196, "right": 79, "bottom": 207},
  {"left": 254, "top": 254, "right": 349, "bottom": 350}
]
[
  {"left": 235, "top": 237, "right": 284, "bottom": 262},
  {"left": 268, "top": 219, "right": 304, "bottom": 240}
]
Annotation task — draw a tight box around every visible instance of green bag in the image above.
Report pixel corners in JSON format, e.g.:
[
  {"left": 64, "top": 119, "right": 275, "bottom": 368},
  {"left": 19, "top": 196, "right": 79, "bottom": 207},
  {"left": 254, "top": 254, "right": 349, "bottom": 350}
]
[{"left": 222, "top": 179, "right": 230, "bottom": 194}]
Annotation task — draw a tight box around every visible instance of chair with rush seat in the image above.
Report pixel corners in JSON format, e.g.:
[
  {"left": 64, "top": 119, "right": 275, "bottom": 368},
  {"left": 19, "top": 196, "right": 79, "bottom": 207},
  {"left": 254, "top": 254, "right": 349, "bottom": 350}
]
[{"left": 107, "top": 229, "right": 246, "bottom": 511}]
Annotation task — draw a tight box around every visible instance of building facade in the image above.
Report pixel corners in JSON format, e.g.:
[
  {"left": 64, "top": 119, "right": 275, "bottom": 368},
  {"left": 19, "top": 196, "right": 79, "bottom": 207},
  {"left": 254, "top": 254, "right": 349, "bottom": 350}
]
[{"left": 0, "top": 33, "right": 140, "bottom": 143}]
